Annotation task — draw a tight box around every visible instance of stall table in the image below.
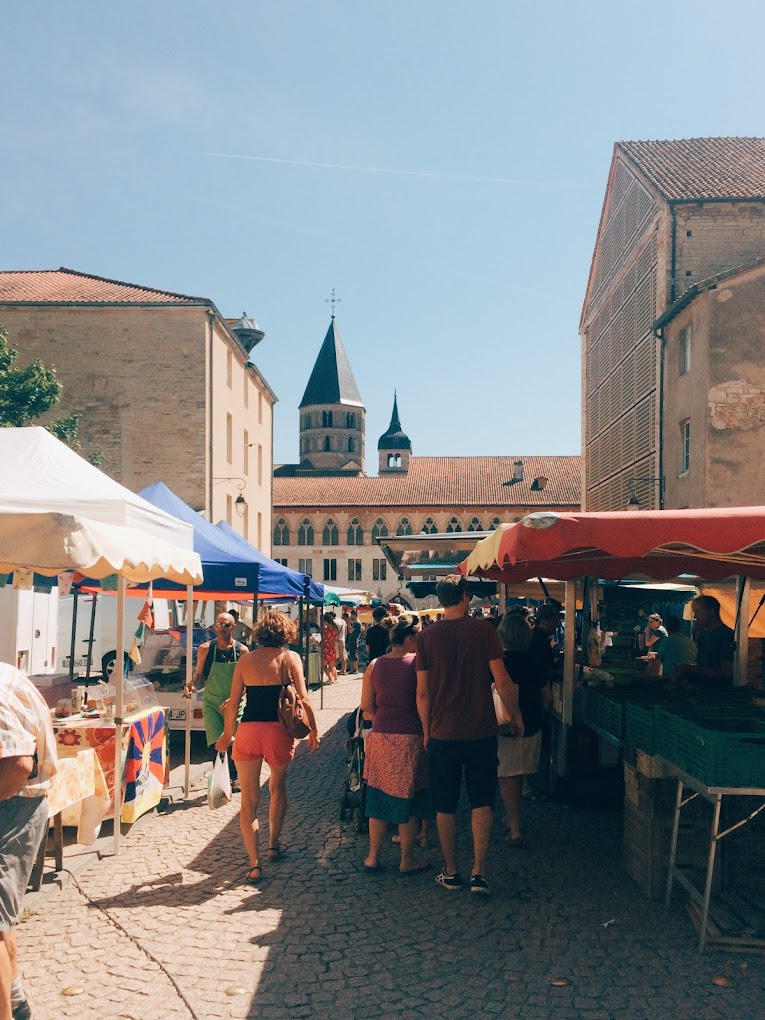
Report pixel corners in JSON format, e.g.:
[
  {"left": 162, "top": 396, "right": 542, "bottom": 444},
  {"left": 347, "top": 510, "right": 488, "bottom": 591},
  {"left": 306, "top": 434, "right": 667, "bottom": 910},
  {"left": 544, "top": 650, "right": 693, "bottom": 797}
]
[
  {"left": 52, "top": 706, "right": 168, "bottom": 826},
  {"left": 662, "top": 759, "right": 765, "bottom": 951}
]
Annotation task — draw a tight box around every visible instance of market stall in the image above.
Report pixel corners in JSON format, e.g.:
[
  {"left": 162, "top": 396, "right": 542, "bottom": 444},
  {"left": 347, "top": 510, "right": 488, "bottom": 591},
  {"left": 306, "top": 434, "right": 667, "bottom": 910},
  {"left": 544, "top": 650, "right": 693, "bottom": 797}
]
[
  {"left": 460, "top": 506, "right": 765, "bottom": 950},
  {"left": 0, "top": 427, "right": 202, "bottom": 858}
]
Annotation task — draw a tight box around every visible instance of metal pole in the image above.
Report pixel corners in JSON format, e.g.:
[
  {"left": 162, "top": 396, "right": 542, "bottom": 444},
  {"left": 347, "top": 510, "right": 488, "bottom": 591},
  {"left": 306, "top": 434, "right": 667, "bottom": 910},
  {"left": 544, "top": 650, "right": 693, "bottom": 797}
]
[
  {"left": 68, "top": 585, "right": 80, "bottom": 683},
  {"left": 735, "top": 575, "right": 750, "bottom": 687},
  {"left": 562, "top": 580, "right": 576, "bottom": 726},
  {"left": 302, "top": 576, "right": 311, "bottom": 682},
  {"left": 113, "top": 576, "right": 126, "bottom": 856},
  {"left": 84, "top": 592, "right": 98, "bottom": 680},
  {"left": 183, "top": 585, "right": 194, "bottom": 799}
]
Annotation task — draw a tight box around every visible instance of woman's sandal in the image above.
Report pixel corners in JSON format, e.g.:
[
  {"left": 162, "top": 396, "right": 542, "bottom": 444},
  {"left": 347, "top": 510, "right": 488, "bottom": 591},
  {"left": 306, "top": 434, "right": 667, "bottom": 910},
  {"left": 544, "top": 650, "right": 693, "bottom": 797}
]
[
  {"left": 245, "top": 865, "right": 262, "bottom": 884},
  {"left": 267, "top": 842, "right": 288, "bottom": 861}
]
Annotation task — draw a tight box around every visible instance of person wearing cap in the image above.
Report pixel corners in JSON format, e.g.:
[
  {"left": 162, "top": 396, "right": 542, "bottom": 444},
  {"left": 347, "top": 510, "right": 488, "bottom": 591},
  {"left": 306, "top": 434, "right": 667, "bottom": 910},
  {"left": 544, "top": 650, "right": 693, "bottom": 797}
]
[{"left": 643, "top": 614, "right": 668, "bottom": 652}]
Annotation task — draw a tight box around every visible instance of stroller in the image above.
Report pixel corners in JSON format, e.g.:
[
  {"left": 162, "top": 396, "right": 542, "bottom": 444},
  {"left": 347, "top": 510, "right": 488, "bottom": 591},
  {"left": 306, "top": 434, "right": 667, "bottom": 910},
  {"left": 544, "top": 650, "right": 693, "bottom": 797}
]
[{"left": 339, "top": 706, "right": 371, "bottom": 832}]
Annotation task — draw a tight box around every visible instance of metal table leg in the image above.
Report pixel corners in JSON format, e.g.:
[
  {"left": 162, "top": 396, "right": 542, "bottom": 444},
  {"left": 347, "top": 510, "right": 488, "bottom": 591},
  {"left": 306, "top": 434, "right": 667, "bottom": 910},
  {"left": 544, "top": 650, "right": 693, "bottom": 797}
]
[
  {"left": 664, "top": 777, "right": 683, "bottom": 907},
  {"left": 698, "top": 794, "right": 722, "bottom": 952}
]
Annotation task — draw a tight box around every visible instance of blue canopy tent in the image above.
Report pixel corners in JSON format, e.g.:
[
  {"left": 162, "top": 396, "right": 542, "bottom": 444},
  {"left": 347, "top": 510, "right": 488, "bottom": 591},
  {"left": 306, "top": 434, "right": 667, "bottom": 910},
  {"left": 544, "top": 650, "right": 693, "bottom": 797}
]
[{"left": 214, "top": 520, "right": 323, "bottom": 602}]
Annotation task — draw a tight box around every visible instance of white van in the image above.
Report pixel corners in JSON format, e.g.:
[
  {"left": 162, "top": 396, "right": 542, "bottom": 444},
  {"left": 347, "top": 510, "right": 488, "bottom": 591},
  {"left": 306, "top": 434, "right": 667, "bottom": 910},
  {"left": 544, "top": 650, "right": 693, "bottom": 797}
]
[{"left": 57, "top": 592, "right": 172, "bottom": 678}]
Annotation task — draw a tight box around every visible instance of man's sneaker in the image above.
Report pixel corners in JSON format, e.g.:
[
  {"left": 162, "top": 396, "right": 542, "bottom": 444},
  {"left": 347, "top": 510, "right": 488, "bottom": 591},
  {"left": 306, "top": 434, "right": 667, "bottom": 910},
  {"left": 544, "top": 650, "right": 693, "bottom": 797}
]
[
  {"left": 435, "top": 868, "right": 463, "bottom": 891},
  {"left": 470, "top": 874, "right": 490, "bottom": 895},
  {"left": 13, "top": 1000, "right": 32, "bottom": 1020}
]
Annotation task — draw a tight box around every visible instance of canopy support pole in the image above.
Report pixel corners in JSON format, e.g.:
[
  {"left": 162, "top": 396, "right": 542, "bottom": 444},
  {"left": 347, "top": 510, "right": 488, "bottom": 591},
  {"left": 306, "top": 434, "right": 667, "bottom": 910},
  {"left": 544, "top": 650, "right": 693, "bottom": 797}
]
[
  {"left": 68, "top": 585, "right": 79, "bottom": 683},
  {"left": 183, "top": 585, "right": 194, "bottom": 799},
  {"left": 301, "top": 577, "right": 311, "bottom": 682},
  {"left": 85, "top": 592, "right": 98, "bottom": 680},
  {"left": 562, "top": 580, "right": 576, "bottom": 726},
  {"left": 113, "top": 576, "right": 126, "bottom": 856},
  {"left": 735, "top": 576, "right": 750, "bottom": 687}
]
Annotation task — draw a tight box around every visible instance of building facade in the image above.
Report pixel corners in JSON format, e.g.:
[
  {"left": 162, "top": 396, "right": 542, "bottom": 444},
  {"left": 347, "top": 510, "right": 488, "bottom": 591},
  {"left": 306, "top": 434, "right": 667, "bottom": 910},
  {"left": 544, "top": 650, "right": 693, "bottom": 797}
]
[
  {"left": 581, "top": 137, "right": 765, "bottom": 510},
  {"left": 274, "top": 319, "right": 581, "bottom": 602},
  {"left": 0, "top": 269, "right": 276, "bottom": 550}
]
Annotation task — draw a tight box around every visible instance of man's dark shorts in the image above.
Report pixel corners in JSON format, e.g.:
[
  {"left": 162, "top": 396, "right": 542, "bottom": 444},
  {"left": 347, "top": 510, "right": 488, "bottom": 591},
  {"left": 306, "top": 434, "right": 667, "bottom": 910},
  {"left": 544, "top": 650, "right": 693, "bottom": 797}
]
[{"left": 427, "top": 736, "right": 498, "bottom": 813}]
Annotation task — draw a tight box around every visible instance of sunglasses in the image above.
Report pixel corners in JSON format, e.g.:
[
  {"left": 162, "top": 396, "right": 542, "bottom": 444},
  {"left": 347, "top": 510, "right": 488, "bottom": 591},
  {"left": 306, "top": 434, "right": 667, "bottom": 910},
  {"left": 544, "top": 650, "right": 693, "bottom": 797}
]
[{"left": 216, "top": 622, "right": 234, "bottom": 628}]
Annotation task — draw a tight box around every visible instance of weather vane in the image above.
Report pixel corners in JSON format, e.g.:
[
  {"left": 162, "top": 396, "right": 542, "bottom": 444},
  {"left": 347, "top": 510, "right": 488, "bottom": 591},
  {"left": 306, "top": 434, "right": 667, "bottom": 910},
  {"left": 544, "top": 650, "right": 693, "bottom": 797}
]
[{"left": 325, "top": 288, "right": 341, "bottom": 319}]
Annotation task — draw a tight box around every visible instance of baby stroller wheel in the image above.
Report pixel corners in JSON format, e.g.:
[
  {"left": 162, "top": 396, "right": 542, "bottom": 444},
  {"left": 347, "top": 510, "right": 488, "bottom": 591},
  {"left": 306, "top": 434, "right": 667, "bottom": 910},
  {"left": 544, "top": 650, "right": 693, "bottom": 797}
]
[
  {"left": 339, "top": 793, "right": 349, "bottom": 821},
  {"left": 352, "top": 805, "right": 366, "bottom": 833}
]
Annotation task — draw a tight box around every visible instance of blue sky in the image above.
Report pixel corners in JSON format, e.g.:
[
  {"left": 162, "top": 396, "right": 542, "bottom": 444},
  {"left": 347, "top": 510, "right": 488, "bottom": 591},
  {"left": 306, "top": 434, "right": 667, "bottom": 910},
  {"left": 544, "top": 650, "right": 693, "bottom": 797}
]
[{"left": 3, "top": 1, "right": 764, "bottom": 470}]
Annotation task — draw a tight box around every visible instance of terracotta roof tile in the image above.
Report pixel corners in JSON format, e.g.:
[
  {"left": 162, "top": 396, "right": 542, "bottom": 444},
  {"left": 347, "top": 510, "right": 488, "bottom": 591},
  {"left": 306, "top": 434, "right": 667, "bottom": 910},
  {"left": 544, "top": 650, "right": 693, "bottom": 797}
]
[
  {"left": 274, "top": 455, "right": 581, "bottom": 509},
  {"left": 619, "top": 137, "right": 765, "bottom": 201},
  {"left": 0, "top": 268, "right": 208, "bottom": 305}
]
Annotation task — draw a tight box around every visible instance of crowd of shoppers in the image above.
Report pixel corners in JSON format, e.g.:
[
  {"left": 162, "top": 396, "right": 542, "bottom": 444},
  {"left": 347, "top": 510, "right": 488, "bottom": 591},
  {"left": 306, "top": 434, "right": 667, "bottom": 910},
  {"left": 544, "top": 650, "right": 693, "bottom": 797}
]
[{"left": 639, "top": 595, "right": 735, "bottom": 684}]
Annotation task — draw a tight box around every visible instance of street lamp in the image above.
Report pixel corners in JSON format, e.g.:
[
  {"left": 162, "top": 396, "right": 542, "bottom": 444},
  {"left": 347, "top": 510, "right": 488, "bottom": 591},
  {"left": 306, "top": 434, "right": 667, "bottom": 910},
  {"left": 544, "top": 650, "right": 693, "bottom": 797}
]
[
  {"left": 625, "top": 477, "right": 664, "bottom": 511},
  {"left": 212, "top": 476, "right": 247, "bottom": 517}
]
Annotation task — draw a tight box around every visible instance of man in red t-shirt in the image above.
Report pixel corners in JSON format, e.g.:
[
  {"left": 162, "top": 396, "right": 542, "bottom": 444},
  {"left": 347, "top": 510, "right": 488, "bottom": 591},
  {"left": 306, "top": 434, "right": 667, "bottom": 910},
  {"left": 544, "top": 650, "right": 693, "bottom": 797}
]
[{"left": 416, "top": 575, "right": 523, "bottom": 895}]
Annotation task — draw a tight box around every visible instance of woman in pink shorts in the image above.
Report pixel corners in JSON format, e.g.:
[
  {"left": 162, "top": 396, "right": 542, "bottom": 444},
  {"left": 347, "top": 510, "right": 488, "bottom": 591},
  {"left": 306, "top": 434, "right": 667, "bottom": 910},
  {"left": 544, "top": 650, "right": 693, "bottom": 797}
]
[{"left": 216, "top": 611, "right": 320, "bottom": 883}]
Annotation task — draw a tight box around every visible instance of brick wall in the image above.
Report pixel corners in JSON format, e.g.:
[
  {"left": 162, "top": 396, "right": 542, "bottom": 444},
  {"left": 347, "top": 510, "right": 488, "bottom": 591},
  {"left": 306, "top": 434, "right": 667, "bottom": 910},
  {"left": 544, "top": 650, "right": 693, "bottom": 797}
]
[{"left": 674, "top": 202, "right": 765, "bottom": 295}]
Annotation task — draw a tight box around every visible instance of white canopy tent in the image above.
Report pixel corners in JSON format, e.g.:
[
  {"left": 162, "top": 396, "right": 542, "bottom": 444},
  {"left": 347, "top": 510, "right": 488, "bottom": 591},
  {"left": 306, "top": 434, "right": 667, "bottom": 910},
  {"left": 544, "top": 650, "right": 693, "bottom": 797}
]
[{"left": 0, "top": 428, "right": 202, "bottom": 853}]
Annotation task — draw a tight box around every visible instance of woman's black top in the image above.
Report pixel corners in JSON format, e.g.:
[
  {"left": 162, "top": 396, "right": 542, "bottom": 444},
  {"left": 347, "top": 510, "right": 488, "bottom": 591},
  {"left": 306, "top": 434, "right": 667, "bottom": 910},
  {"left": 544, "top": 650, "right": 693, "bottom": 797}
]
[
  {"left": 503, "top": 649, "right": 547, "bottom": 737},
  {"left": 241, "top": 684, "right": 281, "bottom": 723}
]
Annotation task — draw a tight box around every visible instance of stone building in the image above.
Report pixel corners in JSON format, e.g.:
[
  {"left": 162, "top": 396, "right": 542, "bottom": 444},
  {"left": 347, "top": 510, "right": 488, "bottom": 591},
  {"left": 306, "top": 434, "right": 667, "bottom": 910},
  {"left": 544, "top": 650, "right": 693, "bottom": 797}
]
[
  {"left": 0, "top": 268, "right": 276, "bottom": 549},
  {"left": 581, "top": 137, "right": 765, "bottom": 510},
  {"left": 654, "top": 256, "right": 765, "bottom": 508},
  {"left": 274, "top": 319, "right": 580, "bottom": 601}
]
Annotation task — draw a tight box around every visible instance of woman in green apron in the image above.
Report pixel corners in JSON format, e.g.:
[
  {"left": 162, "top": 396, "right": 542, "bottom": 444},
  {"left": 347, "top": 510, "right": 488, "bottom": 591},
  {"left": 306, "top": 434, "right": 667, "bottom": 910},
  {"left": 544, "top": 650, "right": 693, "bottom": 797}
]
[{"left": 186, "top": 613, "right": 247, "bottom": 784}]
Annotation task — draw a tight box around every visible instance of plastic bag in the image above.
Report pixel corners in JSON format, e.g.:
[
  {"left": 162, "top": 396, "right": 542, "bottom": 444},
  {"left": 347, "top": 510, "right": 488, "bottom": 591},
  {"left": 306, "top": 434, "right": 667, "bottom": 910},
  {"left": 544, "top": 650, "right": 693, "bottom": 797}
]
[
  {"left": 207, "top": 752, "right": 232, "bottom": 810},
  {"left": 492, "top": 683, "right": 513, "bottom": 732}
]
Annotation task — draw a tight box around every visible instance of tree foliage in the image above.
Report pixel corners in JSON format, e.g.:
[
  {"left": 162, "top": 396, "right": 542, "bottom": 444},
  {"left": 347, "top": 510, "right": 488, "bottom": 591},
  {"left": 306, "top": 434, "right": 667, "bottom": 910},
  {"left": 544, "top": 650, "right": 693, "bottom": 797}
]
[{"left": 0, "top": 325, "right": 94, "bottom": 459}]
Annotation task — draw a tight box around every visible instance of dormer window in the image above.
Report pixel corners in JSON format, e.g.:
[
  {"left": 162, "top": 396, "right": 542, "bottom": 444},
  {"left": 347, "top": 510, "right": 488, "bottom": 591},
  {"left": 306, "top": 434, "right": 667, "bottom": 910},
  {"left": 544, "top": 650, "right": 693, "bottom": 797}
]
[{"left": 530, "top": 476, "right": 548, "bottom": 491}]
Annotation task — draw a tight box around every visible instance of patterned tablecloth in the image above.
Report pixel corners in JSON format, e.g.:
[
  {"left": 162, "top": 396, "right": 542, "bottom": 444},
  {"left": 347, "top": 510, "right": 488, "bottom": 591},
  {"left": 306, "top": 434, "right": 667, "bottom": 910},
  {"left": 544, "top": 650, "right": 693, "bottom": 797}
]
[
  {"left": 45, "top": 747, "right": 109, "bottom": 845},
  {"left": 52, "top": 707, "right": 168, "bottom": 830}
]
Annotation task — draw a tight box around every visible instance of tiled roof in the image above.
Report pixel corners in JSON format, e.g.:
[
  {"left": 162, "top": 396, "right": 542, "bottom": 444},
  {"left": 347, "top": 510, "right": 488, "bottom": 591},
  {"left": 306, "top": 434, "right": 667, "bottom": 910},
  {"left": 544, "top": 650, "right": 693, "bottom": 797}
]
[
  {"left": 274, "top": 455, "right": 581, "bottom": 509},
  {"left": 299, "top": 319, "right": 363, "bottom": 408},
  {"left": 619, "top": 137, "right": 765, "bottom": 201},
  {"left": 0, "top": 268, "right": 209, "bottom": 305}
]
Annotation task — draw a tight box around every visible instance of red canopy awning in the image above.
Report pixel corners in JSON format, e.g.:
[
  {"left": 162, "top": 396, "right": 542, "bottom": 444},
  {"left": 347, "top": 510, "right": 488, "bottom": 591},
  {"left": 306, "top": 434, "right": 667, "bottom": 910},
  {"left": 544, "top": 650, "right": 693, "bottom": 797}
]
[{"left": 459, "top": 507, "right": 765, "bottom": 583}]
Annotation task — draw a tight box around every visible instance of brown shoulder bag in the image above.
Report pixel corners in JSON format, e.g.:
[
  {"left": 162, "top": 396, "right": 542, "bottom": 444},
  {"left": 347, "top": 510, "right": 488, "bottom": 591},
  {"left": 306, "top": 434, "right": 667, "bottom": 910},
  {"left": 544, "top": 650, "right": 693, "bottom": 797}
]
[{"left": 278, "top": 651, "right": 311, "bottom": 739}]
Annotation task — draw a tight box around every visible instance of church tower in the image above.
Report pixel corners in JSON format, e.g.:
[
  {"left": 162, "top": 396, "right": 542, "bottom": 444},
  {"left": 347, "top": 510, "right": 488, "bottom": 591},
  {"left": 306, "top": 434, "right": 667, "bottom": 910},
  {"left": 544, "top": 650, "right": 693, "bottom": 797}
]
[
  {"left": 378, "top": 392, "right": 411, "bottom": 474},
  {"left": 296, "top": 316, "right": 365, "bottom": 475}
]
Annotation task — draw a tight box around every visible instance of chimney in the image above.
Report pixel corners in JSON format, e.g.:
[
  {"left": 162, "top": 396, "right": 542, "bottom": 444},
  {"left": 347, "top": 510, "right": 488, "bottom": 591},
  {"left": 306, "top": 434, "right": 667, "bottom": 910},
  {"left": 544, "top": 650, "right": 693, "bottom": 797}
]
[
  {"left": 531, "top": 475, "right": 548, "bottom": 491},
  {"left": 513, "top": 459, "right": 524, "bottom": 482}
]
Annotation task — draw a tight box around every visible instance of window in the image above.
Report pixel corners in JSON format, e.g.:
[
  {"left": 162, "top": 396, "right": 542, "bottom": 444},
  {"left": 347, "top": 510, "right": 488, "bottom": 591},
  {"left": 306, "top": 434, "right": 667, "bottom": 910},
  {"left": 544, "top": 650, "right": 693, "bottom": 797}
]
[
  {"left": 679, "top": 326, "right": 691, "bottom": 375},
  {"left": 680, "top": 418, "right": 691, "bottom": 472},
  {"left": 324, "top": 436, "right": 331, "bottom": 452},
  {"left": 323, "top": 558, "right": 337, "bottom": 581},
  {"left": 396, "top": 517, "right": 413, "bottom": 536},
  {"left": 346, "top": 412, "right": 356, "bottom": 429},
  {"left": 258, "top": 391, "right": 263, "bottom": 425},
  {"left": 243, "top": 373, "right": 249, "bottom": 408},
  {"left": 257, "top": 512, "right": 262, "bottom": 549},
  {"left": 322, "top": 519, "right": 339, "bottom": 545},
  {"left": 421, "top": 517, "right": 438, "bottom": 535},
  {"left": 227, "top": 349, "right": 233, "bottom": 389},
  {"left": 226, "top": 413, "right": 233, "bottom": 463},
  {"left": 372, "top": 558, "right": 387, "bottom": 581},
  {"left": 489, "top": 517, "right": 502, "bottom": 531},
  {"left": 275, "top": 558, "right": 288, "bottom": 567},
  {"left": 298, "top": 519, "right": 314, "bottom": 546},
  {"left": 445, "top": 517, "right": 462, "bottom": 533},
  {"left": 387, "top": 453, "right": 402, "bottom": 468},
  {"left": 299, "top": 558, "right": 313, "bottom": 576},
  {"left": 273, "top": 518, "right": 290, "bottom": 546},
  {"left": 243, "top": 430, "right": 249, "bottom": 475},
  {"left": 347, "top": 518, "right": 364, "bottom": 545},
  {"left": 348, "top": 559, "right": 362, "bottom": 582},
  {"left": 226, "top": 494, "right": 232, "bottom": 525},
  {"left": 302, "top": 412, "right": 311, "bottom": 430},
  {"left": 322, "top": 410, "right": 333, "bottom": 427},
  {"left": 300, "top": 436, "right": 309, "bottom": 455},
  {"left": 348, "top": 437, "right": 356, "bottom": 453},
  {"left": 371, "top": 518, "right": 388, "bottom": 540},
  {"left": 467, "top": 517, "right": 483, "bottom": 532},
  {"left": 257, "top": 443, "right": 263, "bottom": 486}
]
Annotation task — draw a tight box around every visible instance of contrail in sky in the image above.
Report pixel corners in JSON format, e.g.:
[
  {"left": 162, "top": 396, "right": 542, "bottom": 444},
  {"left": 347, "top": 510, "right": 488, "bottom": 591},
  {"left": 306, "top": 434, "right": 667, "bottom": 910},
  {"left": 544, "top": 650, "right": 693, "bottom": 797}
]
[{"left": 202, "top": 151, "right": 523, "bottom": 184}]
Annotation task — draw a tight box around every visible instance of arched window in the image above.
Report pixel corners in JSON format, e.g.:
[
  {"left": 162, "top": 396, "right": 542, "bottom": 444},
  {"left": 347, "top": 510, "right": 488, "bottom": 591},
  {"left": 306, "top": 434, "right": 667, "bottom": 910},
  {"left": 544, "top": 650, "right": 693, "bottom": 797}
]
[
  {"left": 489, "top": 517, "right": 502, "bottom": 531},
  {"left": 346, "top": 412, "right": 356, "bottom": 429},
  {"left": 322, "top": 518, "right": 339, "bottom": 545},
  {"left": 302, "top": 413, "right": 311, "bottom": 430},
  {"left": 322, "top": 410, "right": 333, "bottom": 427},
  {"left": 421, "top": 517, "right": 438, "bottom": 535},
  {"left": 348, "top": 437, "right": 356, "bottom": 453},
  {"left": 387, "top": 453, "right": 402, "bottom": 468},
  {"left": 347, "top": 518, "right": 364, "bottom": 546},
  {"left": 445, "top": 517, "right": 462, "bottom": 533},
  {"left": 396, "top": 517, "right": 413, "bottom": 536},
  {"left": 371, "top": 518, "right": 388, "bottom": 541},
  {"left": 467, "top": 517, "right": 483, "bottom": 532},
  {"left": 297, "top": 519, "right": 314, "bottom": 546},
  {"left": 273, "top": 518, "right": 290, "bottom": 546},
  {"left": 323, "top": 436, "right": 331, "bottom": 452}
]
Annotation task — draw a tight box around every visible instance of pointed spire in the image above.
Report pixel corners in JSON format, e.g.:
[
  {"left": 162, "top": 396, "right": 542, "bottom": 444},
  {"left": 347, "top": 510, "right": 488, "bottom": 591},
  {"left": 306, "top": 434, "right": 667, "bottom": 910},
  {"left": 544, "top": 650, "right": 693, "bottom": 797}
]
[
  {"left": 378, "top": 392, "right": 411, "bottom": 450},
  {"left": 299, "top": 318, "right": 363, "bottom": 408}
]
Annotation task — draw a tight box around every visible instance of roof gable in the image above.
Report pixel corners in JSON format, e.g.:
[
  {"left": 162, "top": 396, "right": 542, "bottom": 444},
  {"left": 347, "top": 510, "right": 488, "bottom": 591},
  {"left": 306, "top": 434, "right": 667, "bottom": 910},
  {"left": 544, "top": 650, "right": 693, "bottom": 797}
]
[{"left": 618, "top": 137, "right": 765, "bottom": 202}]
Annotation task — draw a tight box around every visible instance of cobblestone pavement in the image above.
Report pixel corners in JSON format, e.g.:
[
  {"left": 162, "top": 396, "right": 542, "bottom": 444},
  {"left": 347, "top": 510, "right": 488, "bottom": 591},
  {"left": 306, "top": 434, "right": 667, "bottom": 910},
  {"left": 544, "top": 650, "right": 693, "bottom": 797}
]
[{"left": 17, "top": 676, "right": 765, "bottom": 1019}]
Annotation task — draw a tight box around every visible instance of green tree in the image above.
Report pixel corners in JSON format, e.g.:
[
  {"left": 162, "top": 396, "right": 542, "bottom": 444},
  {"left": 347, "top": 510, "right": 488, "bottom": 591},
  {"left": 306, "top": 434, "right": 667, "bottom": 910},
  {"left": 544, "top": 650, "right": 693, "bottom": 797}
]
[{"left": 0, "top": 325, "right": 98, "bottom": 462}]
